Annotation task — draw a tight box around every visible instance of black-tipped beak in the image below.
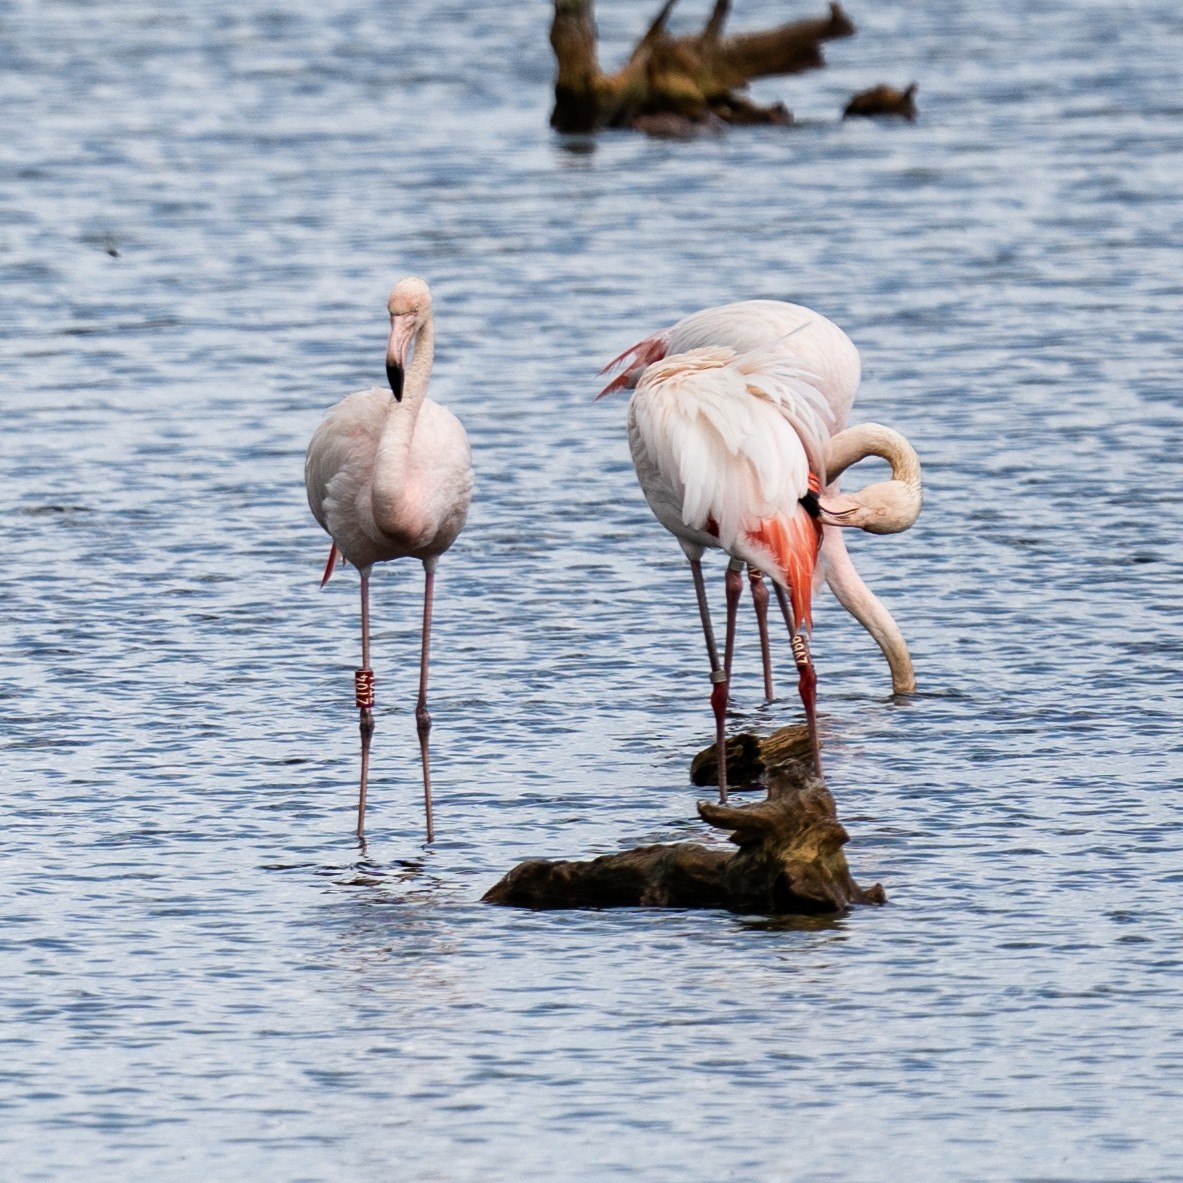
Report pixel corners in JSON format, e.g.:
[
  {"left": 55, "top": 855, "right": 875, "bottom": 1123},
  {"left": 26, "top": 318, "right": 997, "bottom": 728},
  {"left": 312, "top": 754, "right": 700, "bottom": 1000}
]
[
  {"left": 386, "top": 360, "right": 404, "bottom": 402},
  {"left": 386, "top": 314, "right": 414, "bottom": 402}
]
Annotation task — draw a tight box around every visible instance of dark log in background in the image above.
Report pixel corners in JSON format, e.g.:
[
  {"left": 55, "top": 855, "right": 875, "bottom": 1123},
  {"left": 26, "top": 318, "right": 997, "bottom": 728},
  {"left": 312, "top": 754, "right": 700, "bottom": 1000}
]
[
  {"left": 483, "top": 725, "right": 885, "bottom": 915},
  {"left": 550, "top": 0, "right": 857, "bottom": 133},
  {"left": 843, "top": 81, "right": 918, "bottom": 120}
]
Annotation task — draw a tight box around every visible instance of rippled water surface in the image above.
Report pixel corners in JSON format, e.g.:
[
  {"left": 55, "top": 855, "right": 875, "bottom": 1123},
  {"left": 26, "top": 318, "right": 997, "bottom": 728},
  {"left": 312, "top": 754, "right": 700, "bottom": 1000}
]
[{"left": 3, "top": 0, "right": 1183, "bottom": 1178}]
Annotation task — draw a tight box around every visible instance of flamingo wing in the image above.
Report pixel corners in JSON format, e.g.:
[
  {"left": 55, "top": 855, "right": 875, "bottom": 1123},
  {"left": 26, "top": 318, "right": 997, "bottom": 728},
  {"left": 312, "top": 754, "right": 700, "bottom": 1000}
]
[
  {"left": 628, "top": 347, "right": 830, "bottom": 627},
  {"left": 304, "top": 388, "right": 389, "bottom": 568},
  {"left": 666, "top": 300, "right": 811, "bottom": 354},
  {"left": 600, "top": 300, "right": 862, "bottom": 430}
]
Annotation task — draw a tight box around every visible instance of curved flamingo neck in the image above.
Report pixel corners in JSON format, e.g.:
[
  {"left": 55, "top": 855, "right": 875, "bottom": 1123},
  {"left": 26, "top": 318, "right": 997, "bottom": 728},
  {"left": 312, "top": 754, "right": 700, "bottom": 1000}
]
[
  {"left": 400, "top": 311, "right": 435, "bottom": 412},
  {"left": 820, "top": 529, "right": 916, "bottom": 693},
  {"left": 826, "top": 422, "right": 919, "bottom": 489},
  {"left": 820, "top": 423, "right": 922, "bottom": 535},
  {"left": 372, "top": 311, "right": 434, "bottom": 515}
]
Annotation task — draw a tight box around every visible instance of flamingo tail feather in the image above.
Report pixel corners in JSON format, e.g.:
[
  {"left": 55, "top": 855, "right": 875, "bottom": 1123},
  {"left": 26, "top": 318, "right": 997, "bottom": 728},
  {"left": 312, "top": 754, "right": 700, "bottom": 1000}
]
[
  {"left": 743, "top": 512, "right": 822, "bottom": 630},
  {"left": 319, "top": 542, "right": 340, "bottom": 588},
  {"left": 595, "top": 336, "right": 670, "bottom": 398}
]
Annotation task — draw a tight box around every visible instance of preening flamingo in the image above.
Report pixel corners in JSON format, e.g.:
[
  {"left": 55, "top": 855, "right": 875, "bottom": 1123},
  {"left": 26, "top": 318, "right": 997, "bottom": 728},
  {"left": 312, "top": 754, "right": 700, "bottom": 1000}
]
[
  {"left": 601, "top": 299, "right": 918, "bottom": 697},
  {"left": 612, "top": 333, "right": 921, "bottom": 798},
  {"left": 305, "top": 277, "right": 473, "bottom": 841},
  {"left": 624, "top": 342, "right": 830, "bottom": 792}
]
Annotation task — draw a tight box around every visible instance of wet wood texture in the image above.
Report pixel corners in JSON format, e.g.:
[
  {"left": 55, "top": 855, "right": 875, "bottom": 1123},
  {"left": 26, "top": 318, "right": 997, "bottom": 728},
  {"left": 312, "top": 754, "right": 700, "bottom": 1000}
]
[
  {"left": 484, "top": 725, "right": 885, "bottom": 915},
  {"left": 550, "top": 0, "right": 856, "bottom": 132}
]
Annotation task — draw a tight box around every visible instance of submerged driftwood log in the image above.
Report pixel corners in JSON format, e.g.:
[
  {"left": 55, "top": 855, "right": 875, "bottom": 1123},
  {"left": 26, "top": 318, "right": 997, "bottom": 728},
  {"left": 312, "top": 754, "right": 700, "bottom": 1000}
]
[
  {"left": 688, "top": 722, "right": 815, "bottom": 789},
  {"left": 550, "top": 0, "right": 856, "bottom": 132},
  {"left": 484, "top": 725, "right": 885, "bottom": 915},
  {"left": 843, "top": 81, "right": 918, "bottom": 120}
]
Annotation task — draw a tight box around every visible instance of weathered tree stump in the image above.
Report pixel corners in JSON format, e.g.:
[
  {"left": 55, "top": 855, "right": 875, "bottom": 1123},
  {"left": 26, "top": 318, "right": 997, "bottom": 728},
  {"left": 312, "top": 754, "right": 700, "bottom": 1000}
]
[
  {"left": 483, "top": 725, "right": 885, "bottom": 915},
  {"left": 550, "top": 0, "right": 856, "bottom": 133}
]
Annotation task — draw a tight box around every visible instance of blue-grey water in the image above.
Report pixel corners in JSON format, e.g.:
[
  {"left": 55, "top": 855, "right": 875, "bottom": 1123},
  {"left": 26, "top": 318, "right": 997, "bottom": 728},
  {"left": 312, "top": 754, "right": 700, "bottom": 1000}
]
[{"left": 3, "top": 0, "right": 1182, "bottom": 1178}]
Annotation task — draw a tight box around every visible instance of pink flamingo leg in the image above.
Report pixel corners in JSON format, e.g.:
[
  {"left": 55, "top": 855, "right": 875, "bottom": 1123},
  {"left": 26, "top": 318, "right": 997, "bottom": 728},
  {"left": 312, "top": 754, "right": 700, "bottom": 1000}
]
[
  {"left": 417, "top": 565, "right": 436, "bottom": 844},
  {"left": 722, "top": 559, "right": 743, "bottom": 686},
  {"left": 747, "top": 565, "right": 775, "bottom": 702},
  {"left": 356, "top": 571, "right": 376, "bottom": 838},
  {"left": 688, "top": 558, "right": 729, "bottom": 803},
  {"left": 774, "top": 583, "right": 824, "bottom": 778}
]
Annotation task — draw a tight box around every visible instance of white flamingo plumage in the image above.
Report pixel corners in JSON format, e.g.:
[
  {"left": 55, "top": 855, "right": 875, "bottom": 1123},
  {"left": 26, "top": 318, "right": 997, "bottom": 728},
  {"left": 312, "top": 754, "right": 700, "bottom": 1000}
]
[
  {"left": 305, "top": 277, "right": 473, "bottom": 841},
  {"left": 601, "top": 298, "right": 918, "bottom": 698}
]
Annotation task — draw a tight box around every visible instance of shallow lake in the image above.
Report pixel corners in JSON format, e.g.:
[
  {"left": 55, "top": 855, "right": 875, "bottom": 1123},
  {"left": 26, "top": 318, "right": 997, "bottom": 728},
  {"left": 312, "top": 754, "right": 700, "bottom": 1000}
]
[{"left": 2, "top": 0, "right": 1182, "bottom": 1178}]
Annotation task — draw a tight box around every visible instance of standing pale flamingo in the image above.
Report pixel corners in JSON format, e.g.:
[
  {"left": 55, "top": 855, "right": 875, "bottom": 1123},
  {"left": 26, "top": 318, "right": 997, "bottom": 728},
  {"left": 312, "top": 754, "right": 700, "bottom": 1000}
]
[
  {"left": 619, "top": 339, "right": 921, "bottom": 798},
  {"left": 305, "top": 277, "right": 473, "bottom": 841},
  {"left": 601, "top": 299, "right": 917, "bottom": 697}
]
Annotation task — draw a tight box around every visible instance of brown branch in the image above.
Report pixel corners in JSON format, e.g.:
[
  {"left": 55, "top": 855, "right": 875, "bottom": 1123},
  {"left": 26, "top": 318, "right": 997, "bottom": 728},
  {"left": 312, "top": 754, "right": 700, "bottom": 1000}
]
[
  {"left": 550, "top": 0, "right": 857, "bottom": 133},
  {"left": 702, "top": 0, "right": 731, "bottom": 45},
  {"left": 699, "top": 2, "right": 855, "bottom": 92},
  {"left": 625, "top": 0, "right": 682, "bottom": 65}
]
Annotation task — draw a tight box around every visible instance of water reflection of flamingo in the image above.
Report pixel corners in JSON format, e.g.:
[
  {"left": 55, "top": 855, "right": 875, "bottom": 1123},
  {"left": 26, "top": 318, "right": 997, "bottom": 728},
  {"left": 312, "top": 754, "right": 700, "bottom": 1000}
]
[
  {"left": 600, "top": 299, "right": 918, "bottom": 697},
  {"left": 305, "top": 278, "right": 473, "bottom": 842}
]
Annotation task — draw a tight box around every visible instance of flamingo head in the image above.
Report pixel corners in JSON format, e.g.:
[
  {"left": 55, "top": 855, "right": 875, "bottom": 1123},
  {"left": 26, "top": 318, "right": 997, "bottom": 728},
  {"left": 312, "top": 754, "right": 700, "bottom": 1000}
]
[
  {"left": 386, "top": 277, "right": 432, "bottom": 401},
  {"left": 818, "top": 481, "right": 922, "bottom": 535},
  {"left": 817, "top": 422, "right": 923, "bottom": 535}
]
